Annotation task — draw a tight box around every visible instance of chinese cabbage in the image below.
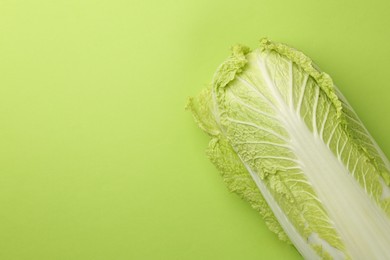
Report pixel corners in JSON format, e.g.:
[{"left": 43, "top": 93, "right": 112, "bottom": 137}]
[{"left": 187, "top": 39, "right": 390, "bottom": 259}]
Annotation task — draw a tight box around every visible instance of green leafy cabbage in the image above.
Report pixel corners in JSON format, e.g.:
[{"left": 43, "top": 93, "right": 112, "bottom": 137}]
[{"left": 187, "top": 39, "right": 390, "bottom": 260}]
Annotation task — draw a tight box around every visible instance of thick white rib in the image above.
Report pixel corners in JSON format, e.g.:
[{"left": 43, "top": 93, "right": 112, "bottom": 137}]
[{"left": 284, "top": 112, "right": 390, "bottom": 260}]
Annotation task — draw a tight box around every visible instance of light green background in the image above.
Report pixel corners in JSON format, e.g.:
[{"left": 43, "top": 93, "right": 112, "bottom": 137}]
[{"left": 1, "top": 0, "right": 390, "bottom": 259}]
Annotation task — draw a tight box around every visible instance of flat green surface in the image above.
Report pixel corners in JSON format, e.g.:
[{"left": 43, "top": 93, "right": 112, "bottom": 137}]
[{"left": 1, "top": 0, "right": 390, "bottom": 259}]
